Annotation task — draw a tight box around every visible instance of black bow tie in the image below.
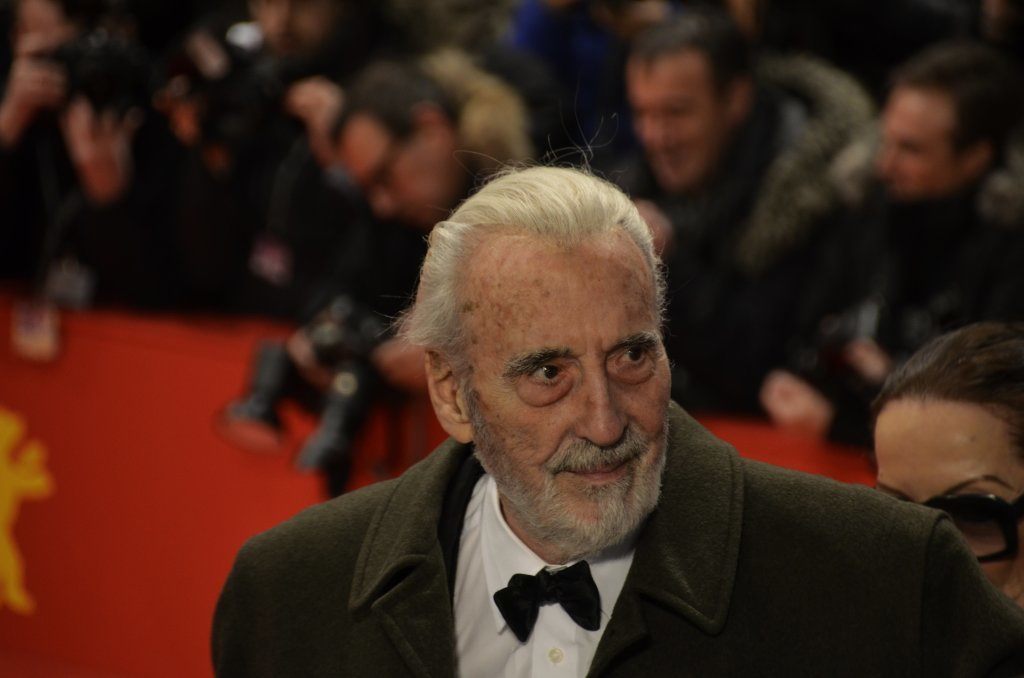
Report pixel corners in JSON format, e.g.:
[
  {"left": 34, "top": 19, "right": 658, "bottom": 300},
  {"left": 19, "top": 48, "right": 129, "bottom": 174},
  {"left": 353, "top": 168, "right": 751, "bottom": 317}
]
[{"left": 493, "top": 560, "right": 602, "bottom": 642}]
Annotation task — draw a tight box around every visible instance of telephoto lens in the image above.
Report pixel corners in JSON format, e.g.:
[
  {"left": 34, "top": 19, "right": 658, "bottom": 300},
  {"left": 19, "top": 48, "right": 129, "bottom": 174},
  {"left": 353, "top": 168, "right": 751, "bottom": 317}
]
[{"left": 295, "top": 360, "right": 380, "bottom": 494}]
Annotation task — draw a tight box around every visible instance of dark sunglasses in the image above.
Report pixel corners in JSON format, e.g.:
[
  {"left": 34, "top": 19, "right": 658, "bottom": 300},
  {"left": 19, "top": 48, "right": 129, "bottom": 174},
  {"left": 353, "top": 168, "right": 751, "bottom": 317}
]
[{"left": 923, "top": 492, "right": 1024, "bottom": 563}]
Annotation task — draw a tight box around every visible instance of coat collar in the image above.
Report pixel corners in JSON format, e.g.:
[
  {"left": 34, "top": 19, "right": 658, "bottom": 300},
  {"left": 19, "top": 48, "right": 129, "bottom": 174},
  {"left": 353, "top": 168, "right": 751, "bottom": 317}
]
[
  {"left": 589, "top": 403, "right": 744, "bottom": 674},
  {"left": 627, "top": 402, "right": 743, "bottom": 632},
  {"left": 348, "top": 436, "right": 468, "bottom": 678},
  {"left": 348, "top": 402, "right": 744, "bottom": 676},
  {"left": 349, "top": 435, "right": 468, "bottom": 609}
]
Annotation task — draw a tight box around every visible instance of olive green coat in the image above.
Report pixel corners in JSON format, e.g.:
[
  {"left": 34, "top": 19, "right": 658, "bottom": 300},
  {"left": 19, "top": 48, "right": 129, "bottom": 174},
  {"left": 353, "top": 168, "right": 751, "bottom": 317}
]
[{"left": 213, "top": 404, "right": 1024, "bottom": 676}]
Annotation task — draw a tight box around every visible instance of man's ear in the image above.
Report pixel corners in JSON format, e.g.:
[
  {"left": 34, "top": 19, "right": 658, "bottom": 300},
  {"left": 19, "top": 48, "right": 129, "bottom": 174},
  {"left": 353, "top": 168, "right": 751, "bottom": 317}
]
[
  {"left": 425, "top": 350, "right": 474, "bottom": 443},
  {"left": 955, "top": 139, "right": 994, "bottom": 185},
  {"left": 725, "top": 76, "right": 754, "bottom": 128}
]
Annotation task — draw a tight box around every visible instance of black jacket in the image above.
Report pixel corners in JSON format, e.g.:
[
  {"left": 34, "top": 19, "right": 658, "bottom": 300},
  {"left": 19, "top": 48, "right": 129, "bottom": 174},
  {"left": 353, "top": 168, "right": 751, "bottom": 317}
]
[
  {"left": 616, "top": 55, "right": 874, "bottom": 413},
  {"left": 213, "top": 403, "right": 1024, "bottom": 676}
]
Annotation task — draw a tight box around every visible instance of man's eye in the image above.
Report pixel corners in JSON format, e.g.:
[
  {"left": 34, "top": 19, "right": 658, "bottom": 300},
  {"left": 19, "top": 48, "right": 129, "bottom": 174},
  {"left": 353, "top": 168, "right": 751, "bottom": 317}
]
[
  {"left": 517, "top": 362, "right": 572, "bottom": 406},
  {"left": 625, "top": 346, "right": 646, "bottom": 362},
  {"left": 532, "top": 364, "right": 560, "bottom": 381},
  {"left": 612, "top": 343, "right": 656, "bottom": 384},
  {"left": 620, "top": 345, "right": 653, "bottom": 367}
]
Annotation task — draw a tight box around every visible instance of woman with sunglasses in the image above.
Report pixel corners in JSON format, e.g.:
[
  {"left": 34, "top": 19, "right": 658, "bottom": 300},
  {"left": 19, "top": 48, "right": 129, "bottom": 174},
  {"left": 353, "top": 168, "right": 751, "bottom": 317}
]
[{"left": 873, "top": 322, "right": 1024, "bottom": 607}]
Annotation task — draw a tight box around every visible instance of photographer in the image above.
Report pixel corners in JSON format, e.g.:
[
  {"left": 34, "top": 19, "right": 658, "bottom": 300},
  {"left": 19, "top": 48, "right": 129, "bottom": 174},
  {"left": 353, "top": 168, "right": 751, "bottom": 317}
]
[
  {"left": 0, "top": 0, "right": 181, "bottom": 309},
  {"left": 222, "top": 56, "right": 533, "bottom": 495},
  {"left": 166, "top": 0, "right": 412, "bottom": 321},
  {"left": 761, "top": 42, "right": 1024, "bottom": 445}
]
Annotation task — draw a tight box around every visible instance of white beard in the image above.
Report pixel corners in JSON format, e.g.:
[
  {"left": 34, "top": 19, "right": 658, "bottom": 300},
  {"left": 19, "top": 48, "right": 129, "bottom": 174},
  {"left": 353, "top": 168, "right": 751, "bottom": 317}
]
[{"left": 468, "top": 390, "right": 667, "bottom": 563}]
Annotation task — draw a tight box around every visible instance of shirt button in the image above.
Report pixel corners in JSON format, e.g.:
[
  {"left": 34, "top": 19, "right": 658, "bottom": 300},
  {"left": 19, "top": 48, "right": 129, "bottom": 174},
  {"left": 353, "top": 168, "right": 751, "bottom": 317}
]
[{"left": 548, "top": 648, "right": 565, "bottom": 665}]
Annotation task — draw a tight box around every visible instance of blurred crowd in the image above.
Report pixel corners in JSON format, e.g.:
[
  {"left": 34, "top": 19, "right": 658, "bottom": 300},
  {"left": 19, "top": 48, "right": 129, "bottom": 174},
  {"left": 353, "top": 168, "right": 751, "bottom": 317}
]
[{"left": 2, "top": 0, "right": 1023, "bottom": 458}]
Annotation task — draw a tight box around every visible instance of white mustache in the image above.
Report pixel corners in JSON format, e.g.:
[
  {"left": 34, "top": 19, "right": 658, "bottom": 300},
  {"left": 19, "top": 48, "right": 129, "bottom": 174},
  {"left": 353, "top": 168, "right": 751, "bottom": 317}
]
[{"left": 546, "top": 428, "right": 647, "bottom": 475}]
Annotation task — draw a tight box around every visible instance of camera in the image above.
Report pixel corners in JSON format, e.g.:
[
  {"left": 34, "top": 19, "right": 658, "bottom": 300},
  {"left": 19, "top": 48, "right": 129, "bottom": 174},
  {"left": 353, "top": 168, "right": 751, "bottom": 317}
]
[
  {"left": 783, "top": 298, "right": 883, "bottom": 401},
  {"left": 161, "top": 25, "right": 303, "bottom": 158},
  {"left": 220, "top": 296, "right": 388, "bottom": 494},
  {"left": 196, "top": 52, "right": 288, "bottom": 154},
  {"left": 51, "top": 28, "right": 151, "bottom": 113}
]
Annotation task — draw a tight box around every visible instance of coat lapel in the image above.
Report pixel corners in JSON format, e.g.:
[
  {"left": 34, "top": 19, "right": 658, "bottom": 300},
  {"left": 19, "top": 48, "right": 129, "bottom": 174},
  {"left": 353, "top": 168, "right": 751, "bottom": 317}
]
[
  {"left": 348, "top": 438, "right": 473, "bottom": 678},
  {"left": 342, "top": 404, "right": 742, "bottom": 676},
  {"left": 590, "top": 403, "right": 744, "bottom": 675}
]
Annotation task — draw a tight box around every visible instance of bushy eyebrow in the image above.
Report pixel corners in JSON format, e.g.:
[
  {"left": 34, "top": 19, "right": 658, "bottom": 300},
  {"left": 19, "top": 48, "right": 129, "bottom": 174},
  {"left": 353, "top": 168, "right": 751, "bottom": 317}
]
[
  {"left": 612, "top": 331, "right": 661, "bottom": 356},
  {"left": 501, "top": 332, "right": 661, "bottom": 381},
  {"left": 503, "top": 347, "right": 572, "bottom": 381}
]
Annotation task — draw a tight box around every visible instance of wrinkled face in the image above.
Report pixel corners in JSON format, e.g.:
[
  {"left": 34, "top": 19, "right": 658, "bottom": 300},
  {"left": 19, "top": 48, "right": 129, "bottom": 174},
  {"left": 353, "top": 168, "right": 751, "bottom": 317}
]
[
  {"left": 460, "top": 230, "right": 671, "bottom": 562},
  {"left": 876, "top": 86, "right": 990, "bottom": 202},
  {"left": 337, "top": 112, "right": 462, "bottom": 230},
  {"left": 249, "top": 0, "right": 341, "bottom": 58},
  {"left": 627, "top": 50, "right": 744, "bottom": 195},
  {"left": 875, "top": 399, "right": 1024, "bottom": 602}
]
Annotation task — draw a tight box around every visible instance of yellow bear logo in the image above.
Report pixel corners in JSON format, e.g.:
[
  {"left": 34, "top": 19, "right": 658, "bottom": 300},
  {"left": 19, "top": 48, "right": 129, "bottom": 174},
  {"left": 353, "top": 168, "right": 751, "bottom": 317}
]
[{"left": 0, "top": 408, "right": 54, "bottom": 615}]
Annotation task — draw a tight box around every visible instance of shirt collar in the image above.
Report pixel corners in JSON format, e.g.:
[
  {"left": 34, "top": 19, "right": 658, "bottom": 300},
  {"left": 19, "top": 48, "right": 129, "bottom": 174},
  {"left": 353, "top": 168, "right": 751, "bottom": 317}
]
[{"left": 479, "top": 474, "right": 637, "bottom": 634}]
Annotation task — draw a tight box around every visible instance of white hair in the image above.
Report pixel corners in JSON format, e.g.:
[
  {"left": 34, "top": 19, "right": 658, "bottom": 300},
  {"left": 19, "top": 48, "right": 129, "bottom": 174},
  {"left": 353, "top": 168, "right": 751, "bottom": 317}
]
[{"left": 398, "top": 166, "right": 665, "bottom": 362}]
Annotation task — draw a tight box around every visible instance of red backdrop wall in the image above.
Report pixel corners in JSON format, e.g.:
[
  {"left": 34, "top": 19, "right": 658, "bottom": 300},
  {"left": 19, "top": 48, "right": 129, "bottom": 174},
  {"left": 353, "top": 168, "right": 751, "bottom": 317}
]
[{"left": 0, "top": 294, "right": 873, "bottom": 677}]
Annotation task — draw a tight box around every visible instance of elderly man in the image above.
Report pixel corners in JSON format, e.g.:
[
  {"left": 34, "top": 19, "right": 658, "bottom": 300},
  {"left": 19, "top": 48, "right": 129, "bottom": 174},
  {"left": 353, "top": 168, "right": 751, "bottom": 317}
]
[{"left": 213, "top": 167, "right": 1024, "bottom": 676}]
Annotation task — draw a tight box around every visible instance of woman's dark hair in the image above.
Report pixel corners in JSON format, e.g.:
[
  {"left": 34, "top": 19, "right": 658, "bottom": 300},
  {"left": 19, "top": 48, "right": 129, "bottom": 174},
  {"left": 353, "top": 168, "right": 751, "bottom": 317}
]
[{"left": 872, "top": 322, "right": 1024, "bottom": 454}]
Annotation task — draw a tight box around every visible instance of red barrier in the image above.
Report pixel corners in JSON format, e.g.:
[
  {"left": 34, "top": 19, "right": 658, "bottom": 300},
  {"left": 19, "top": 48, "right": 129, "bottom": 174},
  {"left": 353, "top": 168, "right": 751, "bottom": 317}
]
[
  {"left": 701, "top": 416, "right": 875, "bottom": 485},
  {"left": 0, "top": 294, "right": 873, "bottom": 676}
]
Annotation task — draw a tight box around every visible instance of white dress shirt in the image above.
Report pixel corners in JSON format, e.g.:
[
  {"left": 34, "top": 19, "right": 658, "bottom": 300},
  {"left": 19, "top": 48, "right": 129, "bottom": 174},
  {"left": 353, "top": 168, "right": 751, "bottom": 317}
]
[{"left": 454, "top": 474, "right": 636, "bottom": 678}]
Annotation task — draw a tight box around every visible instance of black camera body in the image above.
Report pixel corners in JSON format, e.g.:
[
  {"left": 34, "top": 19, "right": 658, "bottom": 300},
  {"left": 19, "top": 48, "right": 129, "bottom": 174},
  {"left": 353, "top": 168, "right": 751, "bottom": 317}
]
[
  {"left": 196, "top": 52, "right": 288, "bottom": 154},
  {"left": 51, "top": 29, "right": 150, "bottom": 113},
  {"left": 306, "top": 295, "right": 388, "bottom": 368},
  {"left": 162, "top": 29, "right": 305, "bottom": 157},
  {"left": 785, "top": 298, "right": 883, "bottom": 397},
  {"left": 294, "top": 296, "right": 388, "bottom": 483},
  {"left": 221, "top": 296, "right": 390, "bottom": 495}
]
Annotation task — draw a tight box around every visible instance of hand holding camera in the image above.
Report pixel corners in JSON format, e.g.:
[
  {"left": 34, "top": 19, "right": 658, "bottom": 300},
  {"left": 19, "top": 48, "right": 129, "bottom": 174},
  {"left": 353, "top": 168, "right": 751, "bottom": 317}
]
[
  {"left": 0, "top": 30, "right": 71, "bottom": 147},
  {"left": 61, "top": 96, "right": 142, "bottom": 205}
]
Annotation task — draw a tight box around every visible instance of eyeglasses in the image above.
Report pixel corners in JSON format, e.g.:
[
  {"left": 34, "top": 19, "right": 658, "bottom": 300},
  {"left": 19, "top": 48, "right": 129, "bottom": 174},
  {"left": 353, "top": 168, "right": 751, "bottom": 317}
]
[{"left": 923, "top": 492, "right": 1024, "bottom": 563}]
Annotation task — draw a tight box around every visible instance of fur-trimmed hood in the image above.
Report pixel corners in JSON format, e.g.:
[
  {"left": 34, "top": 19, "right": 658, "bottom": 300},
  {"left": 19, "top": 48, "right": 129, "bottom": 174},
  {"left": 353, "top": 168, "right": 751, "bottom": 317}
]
[
  {"left": 980, "top": 126, "right": 1024, "bottom": 228},
  {"left": 734, "top": 54, "right": 875, "bottom": 276},
  {"left": 420, "top": 49, "right": 534, "bottom": 178},
  {"left": 830, "top": 124, "right": 1024, "bottom": 230},
  {"left": 385, "top": 0, "right": 518, "bottom": 53}
]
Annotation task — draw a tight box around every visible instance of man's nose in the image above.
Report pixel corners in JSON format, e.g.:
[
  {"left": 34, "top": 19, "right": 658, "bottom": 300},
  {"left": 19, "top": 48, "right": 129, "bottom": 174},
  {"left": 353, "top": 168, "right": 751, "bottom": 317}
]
[
  {"left": 267, "top": 0, "right": 294, "bottom": 35},
  {"left": 283, "top": 0, "right": 298, "bottom": 30},
  {"left": 369, "top": 186, "right": 398, "bottom": 220},
  {"left": 638, "top": 115, "right": 671, "bottom": 151},
  {"left": 575, "top": 374, "right": 627, "bottom": 448},
  {"left": 264, "top": 0, "right": 286, "bottom": 23}
]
